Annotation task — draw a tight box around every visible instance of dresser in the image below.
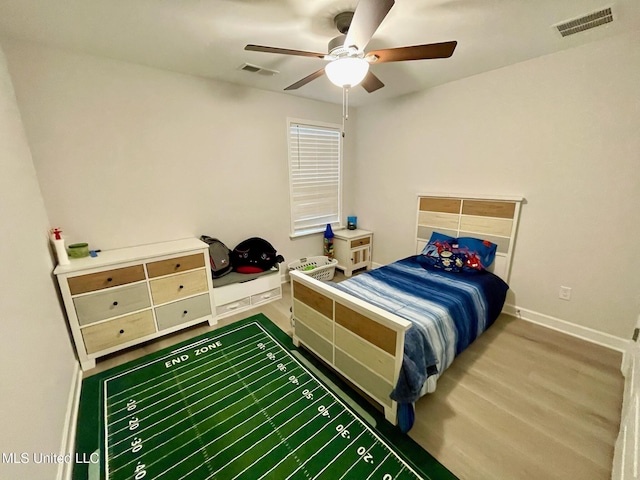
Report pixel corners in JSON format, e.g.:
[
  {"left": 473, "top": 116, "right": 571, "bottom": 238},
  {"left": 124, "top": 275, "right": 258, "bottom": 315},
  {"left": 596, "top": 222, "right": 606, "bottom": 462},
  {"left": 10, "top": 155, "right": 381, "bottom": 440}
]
[
  {"left": 54, "top": 238, "right": 215, "bottom": 370},
  {"left": 332, "top": 229, "right": 373, "bottom": 277}
]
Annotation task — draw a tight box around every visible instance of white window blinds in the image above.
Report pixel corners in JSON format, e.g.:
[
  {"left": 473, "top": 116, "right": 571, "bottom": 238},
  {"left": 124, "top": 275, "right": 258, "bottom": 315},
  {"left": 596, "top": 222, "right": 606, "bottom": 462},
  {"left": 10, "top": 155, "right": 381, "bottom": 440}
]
[{"left": 288, "top": 120, "right": 342, "bottom": 236}]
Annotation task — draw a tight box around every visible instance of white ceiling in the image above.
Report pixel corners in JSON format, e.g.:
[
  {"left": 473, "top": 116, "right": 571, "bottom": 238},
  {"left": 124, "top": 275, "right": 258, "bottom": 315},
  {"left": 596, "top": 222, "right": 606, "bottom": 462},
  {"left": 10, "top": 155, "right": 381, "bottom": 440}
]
[{"left": 0, "top": 0, "right": 638, "bottom": 106}]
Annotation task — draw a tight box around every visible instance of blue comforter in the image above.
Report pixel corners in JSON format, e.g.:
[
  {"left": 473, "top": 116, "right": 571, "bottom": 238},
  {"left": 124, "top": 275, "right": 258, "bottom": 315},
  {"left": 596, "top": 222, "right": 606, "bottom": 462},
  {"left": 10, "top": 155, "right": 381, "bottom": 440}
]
[{"left": 332, "top": 256, "right": 508, "bottom": 413}]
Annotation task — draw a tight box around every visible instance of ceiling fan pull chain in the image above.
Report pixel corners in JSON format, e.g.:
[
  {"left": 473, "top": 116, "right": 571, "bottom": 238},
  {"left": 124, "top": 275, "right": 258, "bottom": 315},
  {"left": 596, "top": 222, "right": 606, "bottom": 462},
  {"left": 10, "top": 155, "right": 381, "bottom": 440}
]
[{"left": 342, "top": 86, "right": 350, "bottom": 123}]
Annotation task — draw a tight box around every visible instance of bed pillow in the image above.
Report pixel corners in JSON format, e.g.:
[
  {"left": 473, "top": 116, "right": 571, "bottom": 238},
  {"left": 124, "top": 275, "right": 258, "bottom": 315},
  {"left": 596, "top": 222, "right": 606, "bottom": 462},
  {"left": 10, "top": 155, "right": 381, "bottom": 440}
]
[
  {"left": 420, "top": 232, "right": 497, "bottom": 272},
  {"left": 420, "top": 234, "right": 464, "bottom": 272},
  {"left": 457, "top": 237, "right": 497, "bottom": 271}
]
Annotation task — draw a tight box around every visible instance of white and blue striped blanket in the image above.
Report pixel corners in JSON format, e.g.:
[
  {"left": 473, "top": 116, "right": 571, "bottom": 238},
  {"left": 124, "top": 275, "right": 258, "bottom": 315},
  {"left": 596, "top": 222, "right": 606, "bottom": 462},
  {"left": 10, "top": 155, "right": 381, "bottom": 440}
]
[{"left": 331, "top": 256, "right": 509, "bottom": 405}]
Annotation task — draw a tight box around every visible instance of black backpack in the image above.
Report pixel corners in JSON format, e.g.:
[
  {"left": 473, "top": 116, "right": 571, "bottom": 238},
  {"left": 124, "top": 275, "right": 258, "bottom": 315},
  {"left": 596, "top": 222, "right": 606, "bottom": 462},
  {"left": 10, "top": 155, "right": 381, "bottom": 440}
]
[
  {"left": 231, "top": 237, "right": 284, "bottom": 274},
  {"left": 200, "top": 236, "right": 232, "bottom": 278}
]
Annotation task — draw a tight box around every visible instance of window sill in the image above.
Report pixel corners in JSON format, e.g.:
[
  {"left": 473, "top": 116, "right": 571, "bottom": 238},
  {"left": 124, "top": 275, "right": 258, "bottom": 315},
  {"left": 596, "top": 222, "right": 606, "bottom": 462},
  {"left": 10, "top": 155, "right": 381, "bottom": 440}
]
[{"left": 290, "top": 225, "right": 345, "bottom": 239}]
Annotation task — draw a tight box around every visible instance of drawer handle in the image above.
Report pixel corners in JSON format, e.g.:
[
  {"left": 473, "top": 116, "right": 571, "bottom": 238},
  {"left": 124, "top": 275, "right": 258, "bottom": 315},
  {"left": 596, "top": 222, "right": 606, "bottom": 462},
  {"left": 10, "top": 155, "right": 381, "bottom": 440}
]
[
  {"left": 107, "top": 277, "right": 113, "bottom": 282},
  {"left": 119, "top": 329, "right": 124, "bottom": 334},
  {"left": 112, "top": 301, "right": 119, "bottom": 306},
  {"left": 183, "top": 310, "right": 188, "bottom": 315},
  {"left": 179, "top": 285, "right": 184, "bottom": 290},
  {"left": 175, "top": 263, "right": 181, "bottom": 269},
  {"left": 227, "top": 303, "right": 240, "bottom": 310},
  {"left": 261, "top": 293, "right": 272, "bottom": 299}
]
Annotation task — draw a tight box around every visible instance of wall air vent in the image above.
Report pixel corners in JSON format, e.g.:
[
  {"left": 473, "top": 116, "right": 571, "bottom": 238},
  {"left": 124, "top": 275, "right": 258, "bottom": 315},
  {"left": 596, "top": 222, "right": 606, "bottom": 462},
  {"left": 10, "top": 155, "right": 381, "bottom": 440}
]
[
  {"left": 555, "top": 7, "right": 613, "bottom": 37},
  {"left": 238, "top": 63, "right": 279, "bottom": 76}
]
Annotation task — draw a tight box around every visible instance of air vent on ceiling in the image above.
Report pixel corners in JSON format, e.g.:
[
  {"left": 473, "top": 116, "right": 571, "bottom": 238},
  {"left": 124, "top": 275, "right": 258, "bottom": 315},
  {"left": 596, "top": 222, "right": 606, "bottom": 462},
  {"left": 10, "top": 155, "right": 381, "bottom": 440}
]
[
  {"left": 555, "top": 7, "right": 613, "bottom": 37},
  {"left": 238, "top": 63, "right": 279, "bottom": 76}
]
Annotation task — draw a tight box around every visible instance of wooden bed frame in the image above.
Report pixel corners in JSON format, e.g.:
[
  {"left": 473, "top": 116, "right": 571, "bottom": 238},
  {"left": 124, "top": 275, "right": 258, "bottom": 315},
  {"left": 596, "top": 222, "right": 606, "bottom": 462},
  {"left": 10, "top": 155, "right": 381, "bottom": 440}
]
[{"left": 291, "top": 193, "right": 523, "bottom": 425}]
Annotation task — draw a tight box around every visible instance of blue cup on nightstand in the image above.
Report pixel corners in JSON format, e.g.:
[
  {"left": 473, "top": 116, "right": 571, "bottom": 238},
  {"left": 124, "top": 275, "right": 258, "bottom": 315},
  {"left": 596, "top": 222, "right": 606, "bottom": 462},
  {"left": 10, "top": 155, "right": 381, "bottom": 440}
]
[{"left": 347, "top": 216, "right": 357, "bottom": 230}]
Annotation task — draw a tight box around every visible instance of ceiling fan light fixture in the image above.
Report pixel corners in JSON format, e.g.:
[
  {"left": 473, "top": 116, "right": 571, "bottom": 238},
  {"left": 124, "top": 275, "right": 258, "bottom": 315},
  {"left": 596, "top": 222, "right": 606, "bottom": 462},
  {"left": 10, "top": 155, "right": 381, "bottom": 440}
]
[{"left": 325, "top": 57, "right": 369, "bottom": 88}]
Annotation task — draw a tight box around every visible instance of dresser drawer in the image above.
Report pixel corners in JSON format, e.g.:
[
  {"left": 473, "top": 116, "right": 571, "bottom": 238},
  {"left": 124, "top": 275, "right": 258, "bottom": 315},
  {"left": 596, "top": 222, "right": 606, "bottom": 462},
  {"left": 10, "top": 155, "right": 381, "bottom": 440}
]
[
  {"left": 251, "top": 287, "right": 282, "bottom": 306},
  {"left": 216, "top": 297, "right": 251, "bottom": 316},
  {"left": 82, "top": 310, "right": 155, "bottom": 354},
  {"left": 350, "top": 237, "right": 371, "bottom": 248},
  {"left": 68, "top": 265, "right": 146, "bottom": 295},
  {"left": 146, "top": 253, "right": 205, "bottom": 278},
  {"left": 149, "top": 269, "right": 209, "bottom": 305},
  {"left": 73, "top": 283, "right": 151, "bottom": 326},
  {"left": 155, "top": 294, "right": 212, "bottom": 330}
]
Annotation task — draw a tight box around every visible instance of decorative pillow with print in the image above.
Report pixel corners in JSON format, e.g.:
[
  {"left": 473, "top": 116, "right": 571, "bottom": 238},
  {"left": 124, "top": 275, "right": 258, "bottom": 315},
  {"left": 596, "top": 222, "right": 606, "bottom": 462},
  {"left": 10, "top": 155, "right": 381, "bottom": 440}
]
[
  {"left": 421, "top": 232, "right": 497, "bottom": 273},
  {"left": 421, "top": 237, "right": 465, "bottom": 272}
]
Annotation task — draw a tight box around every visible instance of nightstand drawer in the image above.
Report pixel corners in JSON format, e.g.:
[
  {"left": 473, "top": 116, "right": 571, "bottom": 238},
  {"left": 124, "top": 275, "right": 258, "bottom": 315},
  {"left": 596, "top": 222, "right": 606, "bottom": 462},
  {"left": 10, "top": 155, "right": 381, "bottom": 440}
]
[
  {"left": 68, "top": 265, "right": 146, "bottom": 295},
  {"left": 350, "top": 237, "right": 371, "bottom": 248},
  {"left": 149, "top": 269, "right": 208, "bottom": 305},
  {"left": 155, "top": 294, "right": 212, "bottom": 330},
  {"left": 82, "top": 310, "right": 155, "bottom": 354},
  {"left": 146, "top": 253, "right": 205, "bottom": 278},
  {"left": 74, "top": 283, "right": 151, "bottom": 326}
]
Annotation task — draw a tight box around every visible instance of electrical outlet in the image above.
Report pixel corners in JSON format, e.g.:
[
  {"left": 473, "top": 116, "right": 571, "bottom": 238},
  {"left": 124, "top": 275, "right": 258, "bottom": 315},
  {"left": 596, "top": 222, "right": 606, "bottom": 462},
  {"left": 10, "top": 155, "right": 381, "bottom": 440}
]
[{"left": 559, "top": 286, "right": 572, "bottom": 301}]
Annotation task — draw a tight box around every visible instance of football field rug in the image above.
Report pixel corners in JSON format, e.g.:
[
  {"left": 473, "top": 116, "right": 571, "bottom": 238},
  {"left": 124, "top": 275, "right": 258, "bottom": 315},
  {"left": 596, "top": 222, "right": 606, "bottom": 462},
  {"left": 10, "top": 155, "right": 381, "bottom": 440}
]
[{"left": 73, "top": 313, "right": 457, "bottom": 480}]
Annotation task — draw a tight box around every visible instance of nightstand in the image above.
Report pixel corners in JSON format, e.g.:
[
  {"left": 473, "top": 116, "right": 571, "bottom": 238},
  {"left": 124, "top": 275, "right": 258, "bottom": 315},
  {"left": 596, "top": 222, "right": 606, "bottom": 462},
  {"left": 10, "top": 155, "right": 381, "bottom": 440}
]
[{"left": 332, "top": 229, "right": 373, "bottom": 277}]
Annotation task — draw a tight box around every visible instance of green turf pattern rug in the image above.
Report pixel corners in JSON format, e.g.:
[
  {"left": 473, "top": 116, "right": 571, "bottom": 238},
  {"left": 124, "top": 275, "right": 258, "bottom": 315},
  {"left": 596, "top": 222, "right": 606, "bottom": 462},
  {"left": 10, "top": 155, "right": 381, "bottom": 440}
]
[{"left": 73, "top": 314, "right": 457, "bottom": 480}]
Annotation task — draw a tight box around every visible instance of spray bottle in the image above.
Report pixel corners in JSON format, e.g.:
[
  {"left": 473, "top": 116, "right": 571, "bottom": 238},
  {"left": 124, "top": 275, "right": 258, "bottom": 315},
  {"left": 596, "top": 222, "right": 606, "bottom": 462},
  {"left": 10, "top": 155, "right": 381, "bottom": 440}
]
[
  {"left": 51, "top": 228, "right": 70, "bottom": 266},
  {"left": 323, "top": 224, "right": 334, "bottom": 259}
]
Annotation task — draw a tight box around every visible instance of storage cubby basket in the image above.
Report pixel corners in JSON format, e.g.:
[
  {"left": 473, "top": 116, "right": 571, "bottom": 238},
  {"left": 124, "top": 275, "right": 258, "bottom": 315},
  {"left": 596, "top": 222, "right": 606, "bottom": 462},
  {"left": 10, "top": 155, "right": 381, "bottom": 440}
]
[{"left": 288, "top": 256, "right": 338, "bottom": 281}]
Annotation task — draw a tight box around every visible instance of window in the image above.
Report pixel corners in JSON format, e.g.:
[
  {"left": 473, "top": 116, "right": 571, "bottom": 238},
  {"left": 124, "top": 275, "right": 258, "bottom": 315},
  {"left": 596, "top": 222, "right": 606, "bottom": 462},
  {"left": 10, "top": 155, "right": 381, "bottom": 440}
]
[{"left": 287, "top": 119, "right": 342, "bottom": 237}]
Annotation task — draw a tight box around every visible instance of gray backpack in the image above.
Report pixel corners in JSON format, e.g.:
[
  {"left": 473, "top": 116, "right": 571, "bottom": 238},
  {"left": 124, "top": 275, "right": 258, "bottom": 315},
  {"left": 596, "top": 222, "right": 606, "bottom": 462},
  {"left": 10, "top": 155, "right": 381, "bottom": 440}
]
[{"left": 200, "top": 236, "right": 232, "bottom": 278}]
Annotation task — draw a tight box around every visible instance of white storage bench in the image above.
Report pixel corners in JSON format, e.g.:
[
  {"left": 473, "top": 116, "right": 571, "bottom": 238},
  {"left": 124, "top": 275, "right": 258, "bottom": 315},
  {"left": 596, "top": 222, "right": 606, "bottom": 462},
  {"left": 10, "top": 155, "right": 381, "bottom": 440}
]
[{"left": 211, "top": 268, "right": 282, "bottom": 319}]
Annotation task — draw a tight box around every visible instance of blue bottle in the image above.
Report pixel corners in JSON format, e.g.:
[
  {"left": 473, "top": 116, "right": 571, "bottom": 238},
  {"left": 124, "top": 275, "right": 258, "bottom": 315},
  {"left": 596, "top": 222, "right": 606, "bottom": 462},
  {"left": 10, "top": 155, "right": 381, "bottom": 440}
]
[{"left": 323, "top": 224, "right": 334, "bottom": 259}]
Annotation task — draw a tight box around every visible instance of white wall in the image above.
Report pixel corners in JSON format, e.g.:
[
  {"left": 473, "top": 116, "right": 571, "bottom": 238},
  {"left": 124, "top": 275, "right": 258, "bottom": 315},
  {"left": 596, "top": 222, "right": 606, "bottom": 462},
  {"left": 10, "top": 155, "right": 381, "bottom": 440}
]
[
  {"left": 0, "top": 45, "right": 77, "bottom": 478},
  {"left": 354, "top": 31, "right": 640, "bottom": 339},
  {"left": 1, "top": 39, "right": 356, "bottom": 266}
]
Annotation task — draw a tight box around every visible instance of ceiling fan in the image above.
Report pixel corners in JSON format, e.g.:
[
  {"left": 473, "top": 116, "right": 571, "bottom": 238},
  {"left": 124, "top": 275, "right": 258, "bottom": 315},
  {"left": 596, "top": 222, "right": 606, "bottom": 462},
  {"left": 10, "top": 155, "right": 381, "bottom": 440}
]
[{"left": 244, "top": 0, "right": 457, "bottom": 93}]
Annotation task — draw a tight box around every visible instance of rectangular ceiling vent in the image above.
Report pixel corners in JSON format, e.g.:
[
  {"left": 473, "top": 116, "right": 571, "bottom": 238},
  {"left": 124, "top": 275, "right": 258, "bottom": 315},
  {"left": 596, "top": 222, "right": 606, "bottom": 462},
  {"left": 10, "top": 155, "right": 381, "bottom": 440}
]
[
  {"left": 238, "top": 63, "right": 279, "bottom": 76},
  {"left": 555, "top": 7, "right": 613, "bottom": 37}
]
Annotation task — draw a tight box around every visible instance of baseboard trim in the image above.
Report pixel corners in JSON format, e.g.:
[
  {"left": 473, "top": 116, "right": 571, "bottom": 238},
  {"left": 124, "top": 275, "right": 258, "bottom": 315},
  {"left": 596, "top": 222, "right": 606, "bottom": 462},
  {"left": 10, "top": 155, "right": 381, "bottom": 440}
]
[
  {"left": 57, "top": 362, "right": 82, "bottom": 480},
  {"left": 503, "top": 303, "right": 627, "bottom": 352}
]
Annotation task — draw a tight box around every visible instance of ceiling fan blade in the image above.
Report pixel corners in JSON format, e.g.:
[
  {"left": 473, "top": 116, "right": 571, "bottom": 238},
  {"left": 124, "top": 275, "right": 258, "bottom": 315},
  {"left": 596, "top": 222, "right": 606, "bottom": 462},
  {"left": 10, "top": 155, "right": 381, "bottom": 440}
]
[
  {"left": 284, "top": 68, "right": 326, "bottom": 91},
  {"left": 344, "top": 0, "right": 395, "bottom": 51},
  {"left": 245, "top": 44, "right": 326, "bottom": 59},
  {"left": 360, "top": 71, "right": 385, "bottom": 93},
  {"left": 367, "top": 41, "right": 457, "bottom": 63}
]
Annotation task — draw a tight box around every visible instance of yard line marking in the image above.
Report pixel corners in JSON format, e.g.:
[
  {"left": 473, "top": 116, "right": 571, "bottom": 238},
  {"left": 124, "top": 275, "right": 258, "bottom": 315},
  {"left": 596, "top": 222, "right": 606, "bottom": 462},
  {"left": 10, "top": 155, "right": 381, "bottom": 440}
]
[
  {"left": 162, "top": 390, "right": 330, "bottom": 479},
  {"left": 204, "top": 393, "right": 334, "bottom": 480},
  {"left": 107, "top": 357, "right": 280, "bottom": 439},
  {"left": 311, "top": 426, "right": 367, "bottom": 480},
  {"left": 106, "top": 327, "right": 264, "bottom": 399},
  {"left": 364, "top": 451, "right": 392, "bottom": 480},
  {"left": 255, "top": 405, "right": 351, "bottom": 480},
  {"left": 337, "top": 437, "right": 377, "bottom": 480},
  {"left": 284, "top": 418, "right": 359, "bottom": 480},
  {"left": 229, "top": 399, "right": 342, "bottom": 480},
  {"left": 169, "top": 336, "right": 216, "bottom": 355},
  {"left": 110, "top": 378, "right": 314, "bottom": 472},
  {"left": 107, "top": 351, "right": 296, "bottom": 433},
  {"left": 108, "top": 334, "right": 268, "bottom": 406},
  {"left": 108, "top": 340, "right": 273, "bottom": 413},
  {"left": 108, "top": 360, "right": 304, "bottom": 449},
  {"left": 106, "top": 339, "right": 290, "bottom": 421}
]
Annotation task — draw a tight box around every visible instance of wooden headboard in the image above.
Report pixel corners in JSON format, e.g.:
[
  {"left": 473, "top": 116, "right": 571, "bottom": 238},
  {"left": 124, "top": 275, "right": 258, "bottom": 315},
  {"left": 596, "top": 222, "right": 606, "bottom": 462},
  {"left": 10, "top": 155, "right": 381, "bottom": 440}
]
[{"left": 415, "top": 193, "right": 524, "bottom": 282}]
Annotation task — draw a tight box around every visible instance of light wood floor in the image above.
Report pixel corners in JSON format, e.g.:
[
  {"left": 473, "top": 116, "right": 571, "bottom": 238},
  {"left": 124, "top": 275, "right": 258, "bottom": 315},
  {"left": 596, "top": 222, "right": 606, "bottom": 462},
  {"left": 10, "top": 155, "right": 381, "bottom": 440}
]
[{"left": 86, "top": 276, "right": 624, "bottom": 480}]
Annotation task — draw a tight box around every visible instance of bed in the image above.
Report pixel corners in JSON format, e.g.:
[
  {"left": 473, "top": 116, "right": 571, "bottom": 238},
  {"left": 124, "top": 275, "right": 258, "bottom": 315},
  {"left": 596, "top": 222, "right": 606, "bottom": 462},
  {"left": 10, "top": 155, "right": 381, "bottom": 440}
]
[{"left": 290, "top": 194, "right": 523, "bottom": 431}]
